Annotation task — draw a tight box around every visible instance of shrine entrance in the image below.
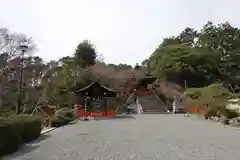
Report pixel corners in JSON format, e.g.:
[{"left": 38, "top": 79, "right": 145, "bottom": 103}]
[
  {"left": 135, "top": 73, "right": 157, "bottom": 94},
  {"left": 74, "top": 81, "right": 117, "bottom": 117}
]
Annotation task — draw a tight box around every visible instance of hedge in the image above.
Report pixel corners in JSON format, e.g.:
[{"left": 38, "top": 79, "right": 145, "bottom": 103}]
[
  {"left": 0, "top": 115, "right": 42, "bottom": 157},
  {"left": 0, "top": 118, "right": 21, "bottom": 157},
  {"left": 52, "top": 108, "right": 76, "bottom": 127},
  {"left": 10, "top": 115, "right": 43, "bottom": 143},
  {"left": 184, "top": 84, "right": 238, "bottom": 119}
]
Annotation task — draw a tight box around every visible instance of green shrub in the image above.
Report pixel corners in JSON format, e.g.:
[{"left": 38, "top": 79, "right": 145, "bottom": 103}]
[
  {"left": 54, "top": 108, "right": 76, "bottom": 120},
  {"left": 184, "top": 84, "right": 233, "bottom": 114},
  {"left": 10, "top": 115, "right": 42, "bottom": 143},
  {"left": 184, "top": 88, "right": 202, "bottom": 100},
  {"left": 0, "top": 115, "right": 42, "bottom": 157},
  {"left": 0, "top": 107, "right": 15, "bottom": 118},
  {"left": 51, "top": 117, "right": 69, "bottom": 127},
  {"left": 0, "top": 118, "right": 21, "bottom": 157},
  {"left": 220, "top": 108, "right": 239, "bottom": 119},
  {"left": 51, "top": 108, "right": 76, "bottom": 127},
  {"left": 204, "top": 107, "right": 219, "bottom": 119}
]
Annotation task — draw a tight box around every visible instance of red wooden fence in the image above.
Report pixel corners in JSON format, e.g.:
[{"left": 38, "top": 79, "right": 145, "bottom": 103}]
[
  {"left": 136, "top": 90, "right": 153, "bottom": 94},
  {"left": 77, "top": 107, "right": 116, "bottom": 118}
]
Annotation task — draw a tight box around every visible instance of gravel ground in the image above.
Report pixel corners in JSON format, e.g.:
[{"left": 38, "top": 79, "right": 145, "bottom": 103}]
[{"left": 3, "top": 114, "right": 240, "bottom": 160}]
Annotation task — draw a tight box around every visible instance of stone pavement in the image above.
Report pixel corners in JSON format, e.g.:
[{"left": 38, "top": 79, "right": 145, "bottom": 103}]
[{"left": 3, "top": 114, "right": 240, "bottom": 160}]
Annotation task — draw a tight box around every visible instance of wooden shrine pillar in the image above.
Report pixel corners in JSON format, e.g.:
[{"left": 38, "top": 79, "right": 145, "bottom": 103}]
[
  {"left": 84, "top": 92, "right": 89, "bottom": 118},
  {"left": 84, "top": 97, "right": 88, "bottom": 118},
  {"left": 103, "top": 92, "right": 107, "bottom": 116},
  {"left": 103, "top": 97, "right": 107, "bottom": 116},
  {"left": 89, "top": 97, "right": 92, "bottom": 113}
]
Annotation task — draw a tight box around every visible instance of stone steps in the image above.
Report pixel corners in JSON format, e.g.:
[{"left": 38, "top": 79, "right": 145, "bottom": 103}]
[{"left": 138, "top": 93, "right": 167, "bottom": 114}]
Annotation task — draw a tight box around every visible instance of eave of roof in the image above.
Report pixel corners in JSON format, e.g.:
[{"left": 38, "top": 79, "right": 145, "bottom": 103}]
[{"left": 74, "top": 81, "right": 117, "bottom": 93}]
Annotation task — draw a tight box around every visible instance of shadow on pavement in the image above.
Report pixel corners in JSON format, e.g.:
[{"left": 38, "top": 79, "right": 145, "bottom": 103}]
[
  {"left": 29, "top": 134, "right": 51, "bottom": 144},
  {"left": 2, "top": 134, "right": 51, "bottom": 160},
  {"left": 3, "top": 145, "right": 39, "bottom": 160},
  {"left": 94, "top": 114, "right": 136, "bottom": 121}
]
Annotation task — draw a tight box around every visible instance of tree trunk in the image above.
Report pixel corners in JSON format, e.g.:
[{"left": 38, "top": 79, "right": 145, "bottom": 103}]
[{"left": 0, "top": 83, "right": 2, "bottom": 107}]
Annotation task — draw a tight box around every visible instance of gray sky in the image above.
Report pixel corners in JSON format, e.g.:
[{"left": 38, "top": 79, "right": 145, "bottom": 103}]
[{"left": 0, "top": 0, "right": 239, "bottom": 65}]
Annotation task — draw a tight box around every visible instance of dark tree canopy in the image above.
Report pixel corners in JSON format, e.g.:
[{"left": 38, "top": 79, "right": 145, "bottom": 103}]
[
  {"left": 147, "top": 21, "right": 240, "bottom": 89},
  {"left": 74, "top": 40, "right": 97, "bottom": 68}
]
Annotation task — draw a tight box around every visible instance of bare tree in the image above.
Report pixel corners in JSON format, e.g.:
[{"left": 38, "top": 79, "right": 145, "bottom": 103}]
[{"left": 0, "top": 28, "right": 35, "bottom": 107}]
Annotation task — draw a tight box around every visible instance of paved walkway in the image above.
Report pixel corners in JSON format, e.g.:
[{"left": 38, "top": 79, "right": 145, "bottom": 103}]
[{"left": 3, "top": 114, "right": 240, "bottom": 160}]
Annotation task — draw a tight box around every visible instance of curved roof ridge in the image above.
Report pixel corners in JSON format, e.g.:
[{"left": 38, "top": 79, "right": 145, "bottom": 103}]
[{"left": 75, "top": 81, "right": 117, "bottom": 93}]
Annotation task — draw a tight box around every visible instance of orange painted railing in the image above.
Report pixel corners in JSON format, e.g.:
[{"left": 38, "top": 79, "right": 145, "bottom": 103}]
[
  {"left": 191, "top": 106, "right": 201, "bottom": 113},
  {"left": 136, "top": 90, "right": 153, "bottom": 94},
  {"left": 77, "top": 107, "right": 116, "bottom": 118}
]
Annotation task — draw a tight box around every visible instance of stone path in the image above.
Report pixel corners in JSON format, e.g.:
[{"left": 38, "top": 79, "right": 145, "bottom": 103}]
[{"left": 3, "top": 114, "right": 240, "bottom": 160}]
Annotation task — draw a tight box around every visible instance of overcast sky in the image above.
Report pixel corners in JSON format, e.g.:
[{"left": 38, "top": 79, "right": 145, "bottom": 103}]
[{"left": 0, "top": 0, "right": 239, "bottom": 65}]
